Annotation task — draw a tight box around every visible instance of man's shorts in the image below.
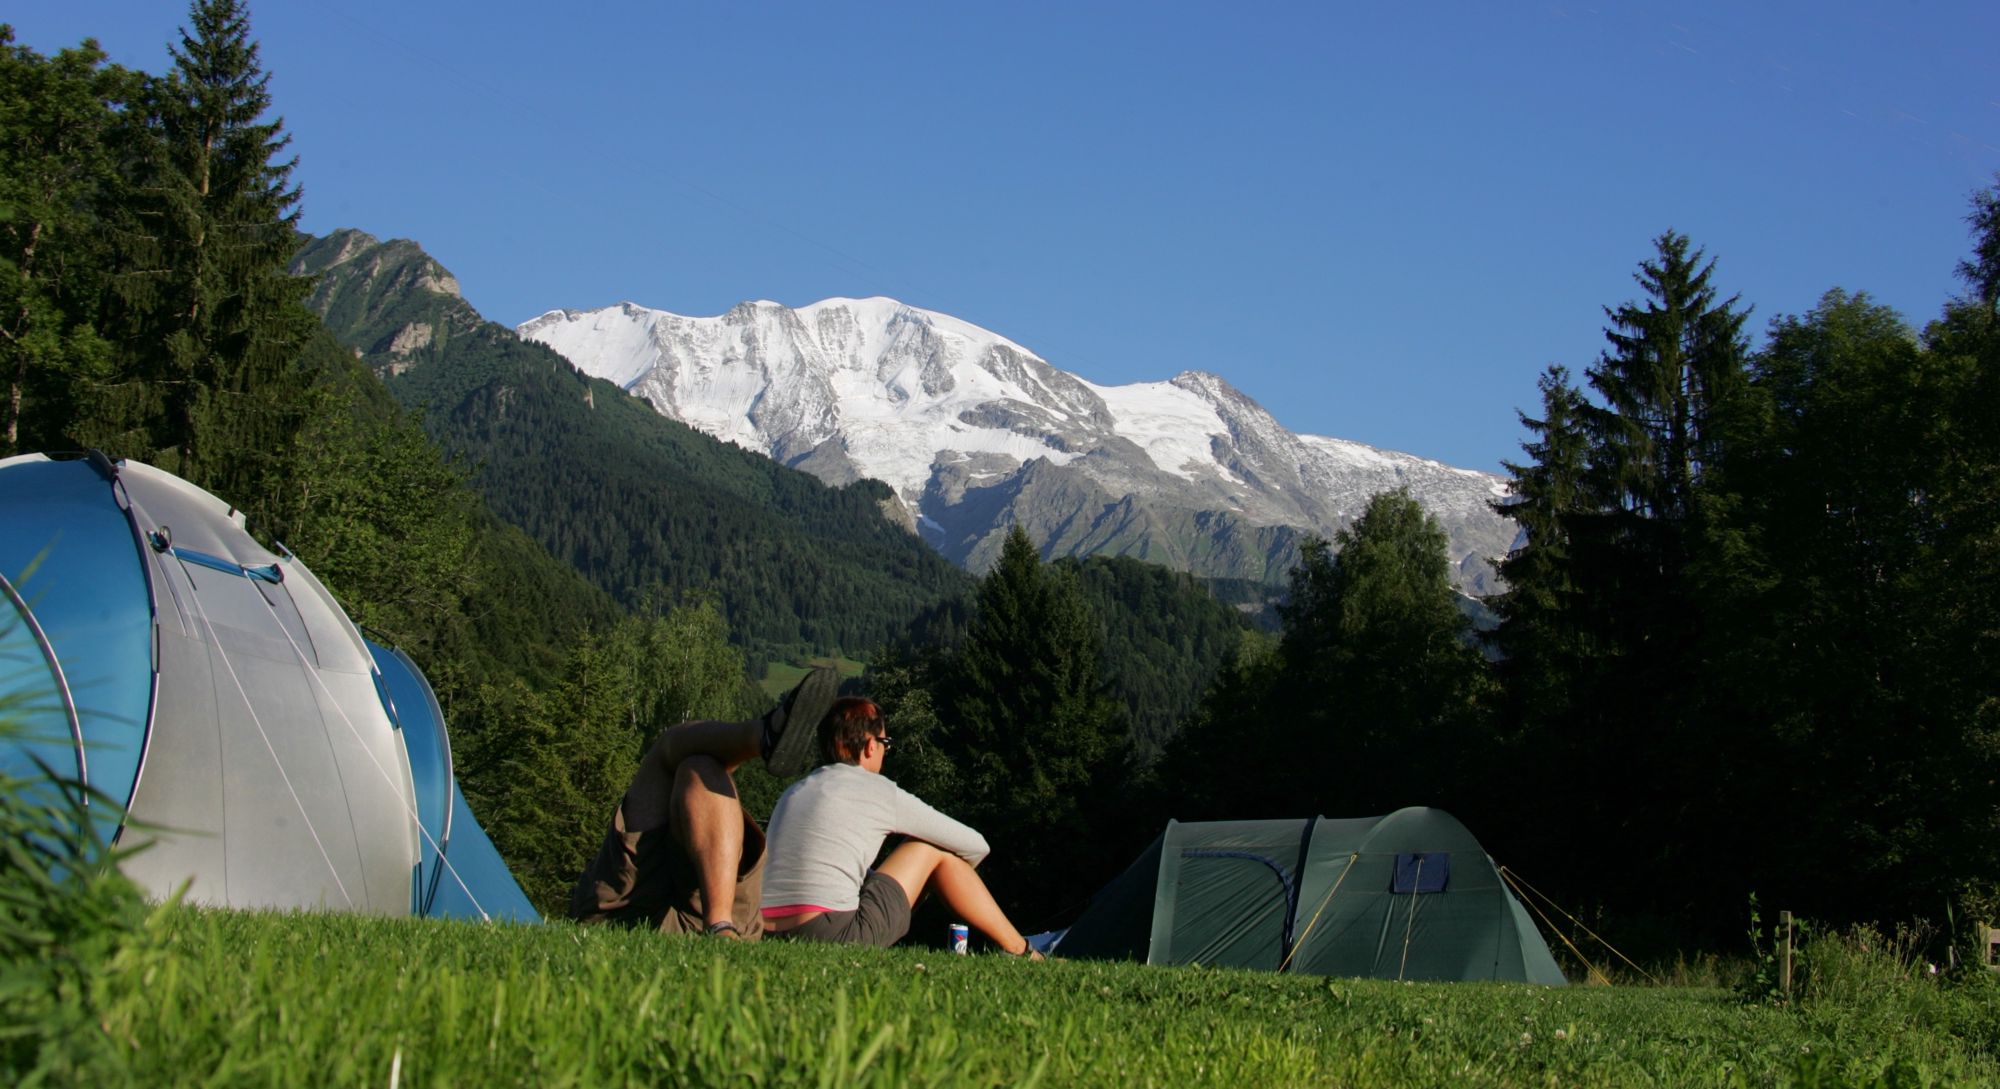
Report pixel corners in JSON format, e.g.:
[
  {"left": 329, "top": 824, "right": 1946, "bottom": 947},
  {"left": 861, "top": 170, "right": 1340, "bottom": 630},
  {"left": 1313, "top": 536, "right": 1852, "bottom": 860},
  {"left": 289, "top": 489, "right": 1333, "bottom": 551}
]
[
  {"left": 776, "top": 871, "right": 911, "bottom": 948},
  {"left": 567, "top": 800, "right": 766, "bottom": 938}
]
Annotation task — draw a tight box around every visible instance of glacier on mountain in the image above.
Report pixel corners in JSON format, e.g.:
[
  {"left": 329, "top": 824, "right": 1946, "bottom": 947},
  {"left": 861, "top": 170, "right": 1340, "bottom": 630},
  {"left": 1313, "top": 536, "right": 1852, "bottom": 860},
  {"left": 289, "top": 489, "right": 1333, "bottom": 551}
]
[{"left": 518, "top": 297, "right": 1518, "bottom": 593}]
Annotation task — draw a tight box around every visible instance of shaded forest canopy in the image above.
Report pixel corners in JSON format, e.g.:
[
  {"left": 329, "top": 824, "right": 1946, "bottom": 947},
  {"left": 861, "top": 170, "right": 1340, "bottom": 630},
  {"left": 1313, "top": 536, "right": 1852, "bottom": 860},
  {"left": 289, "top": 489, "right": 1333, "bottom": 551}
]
[{"left": 5, "top": 2, "right": 1999, "bottom": 949}]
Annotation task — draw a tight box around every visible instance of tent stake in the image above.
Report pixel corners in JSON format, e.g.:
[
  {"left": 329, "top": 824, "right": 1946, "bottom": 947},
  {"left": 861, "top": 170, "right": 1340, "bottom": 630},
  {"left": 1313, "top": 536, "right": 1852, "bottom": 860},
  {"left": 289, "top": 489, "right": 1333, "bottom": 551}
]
[{"left": 1780, "top": 910, "right": 1794, "bottom": 998}]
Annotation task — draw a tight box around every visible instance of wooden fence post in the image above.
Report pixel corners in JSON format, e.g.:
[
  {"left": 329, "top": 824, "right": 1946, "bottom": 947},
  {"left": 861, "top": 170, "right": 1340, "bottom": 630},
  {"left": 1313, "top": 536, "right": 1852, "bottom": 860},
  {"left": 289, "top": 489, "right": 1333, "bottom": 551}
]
[{"left": 1779, "top": 910, "right": 1794, "bottom": 997}]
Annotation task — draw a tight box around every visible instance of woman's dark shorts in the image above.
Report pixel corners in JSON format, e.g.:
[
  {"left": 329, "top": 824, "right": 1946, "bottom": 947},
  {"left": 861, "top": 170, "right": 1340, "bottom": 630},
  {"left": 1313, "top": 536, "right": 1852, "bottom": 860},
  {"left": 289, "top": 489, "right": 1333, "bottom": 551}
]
[{"left": 778, "top": 871, "right": 911, "bottom": 948}]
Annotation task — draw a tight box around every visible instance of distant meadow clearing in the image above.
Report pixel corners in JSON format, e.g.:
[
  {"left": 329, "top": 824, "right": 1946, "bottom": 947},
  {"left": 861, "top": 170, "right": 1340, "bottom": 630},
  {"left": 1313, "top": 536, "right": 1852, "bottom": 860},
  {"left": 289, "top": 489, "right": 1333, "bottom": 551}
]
[{"left": 22, "top": 907, "right": 1999, "bottom": 1088}]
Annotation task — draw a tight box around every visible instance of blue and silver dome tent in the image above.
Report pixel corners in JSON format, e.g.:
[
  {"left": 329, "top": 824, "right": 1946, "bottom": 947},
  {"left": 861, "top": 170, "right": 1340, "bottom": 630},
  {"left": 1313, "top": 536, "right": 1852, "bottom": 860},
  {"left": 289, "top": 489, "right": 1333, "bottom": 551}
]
[{"left": 0, "top": 452, "right": 535, "bottom": 921}]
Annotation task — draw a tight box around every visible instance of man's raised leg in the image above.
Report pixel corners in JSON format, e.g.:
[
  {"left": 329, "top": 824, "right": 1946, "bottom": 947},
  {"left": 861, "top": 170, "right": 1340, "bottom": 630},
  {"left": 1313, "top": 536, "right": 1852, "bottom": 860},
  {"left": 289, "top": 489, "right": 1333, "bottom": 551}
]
[
  {"left": 672, "top": 754, "right": 747, "bottom": 932},
  {"left": 616, "top": 720, "right": 762, "bottom": 930},
  {"left": 621, "top": 717, "right": 761, "bottom": 832}
]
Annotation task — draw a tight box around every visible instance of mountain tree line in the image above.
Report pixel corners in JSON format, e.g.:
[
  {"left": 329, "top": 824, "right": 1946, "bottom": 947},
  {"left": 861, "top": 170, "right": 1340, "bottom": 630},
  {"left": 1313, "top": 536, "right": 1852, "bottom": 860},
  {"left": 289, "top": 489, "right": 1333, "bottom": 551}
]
[
  {"left": 1137, "top": 213, "right": 2000, "bottom": 947},
  {"left": 1474, "top": 217, "right": 2000, "bottom": 940}
]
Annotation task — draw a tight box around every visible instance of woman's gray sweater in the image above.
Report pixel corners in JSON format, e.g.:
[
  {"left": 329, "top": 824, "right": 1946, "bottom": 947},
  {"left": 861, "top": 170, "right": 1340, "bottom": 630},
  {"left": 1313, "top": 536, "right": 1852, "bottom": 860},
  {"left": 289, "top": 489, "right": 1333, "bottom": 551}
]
[{"left": 761, "top": 762, "right": 990, "bottom": 912}]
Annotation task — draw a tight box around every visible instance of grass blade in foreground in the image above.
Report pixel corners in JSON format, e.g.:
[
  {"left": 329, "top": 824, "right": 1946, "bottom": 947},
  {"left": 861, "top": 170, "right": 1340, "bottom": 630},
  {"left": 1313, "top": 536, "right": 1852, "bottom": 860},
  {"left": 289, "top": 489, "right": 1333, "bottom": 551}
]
[{"left": 65, "top": 909, "right": 2000, "bottom": 1087}]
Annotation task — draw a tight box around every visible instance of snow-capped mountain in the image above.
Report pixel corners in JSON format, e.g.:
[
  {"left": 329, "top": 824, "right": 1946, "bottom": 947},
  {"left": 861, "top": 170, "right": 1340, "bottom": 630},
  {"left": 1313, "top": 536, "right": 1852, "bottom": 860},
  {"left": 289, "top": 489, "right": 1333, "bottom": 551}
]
[{"left": 518, "top": 297, "right": 1518, "bottom": 592}]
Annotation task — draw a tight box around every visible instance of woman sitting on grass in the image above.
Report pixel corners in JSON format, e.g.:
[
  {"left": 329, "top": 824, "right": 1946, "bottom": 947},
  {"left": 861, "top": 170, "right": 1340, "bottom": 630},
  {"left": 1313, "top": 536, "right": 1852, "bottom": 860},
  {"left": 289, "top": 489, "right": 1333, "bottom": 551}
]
[{"left": 759, "top": 697, "right": 1042, "bottom": 958}]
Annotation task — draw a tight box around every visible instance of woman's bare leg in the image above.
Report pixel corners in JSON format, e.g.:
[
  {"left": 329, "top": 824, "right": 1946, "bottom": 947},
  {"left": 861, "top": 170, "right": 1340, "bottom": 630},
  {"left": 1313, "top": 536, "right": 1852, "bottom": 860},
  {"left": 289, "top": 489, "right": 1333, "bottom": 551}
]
[{"left": 875, "top": 840, "right": 1035, "bottom": 956}]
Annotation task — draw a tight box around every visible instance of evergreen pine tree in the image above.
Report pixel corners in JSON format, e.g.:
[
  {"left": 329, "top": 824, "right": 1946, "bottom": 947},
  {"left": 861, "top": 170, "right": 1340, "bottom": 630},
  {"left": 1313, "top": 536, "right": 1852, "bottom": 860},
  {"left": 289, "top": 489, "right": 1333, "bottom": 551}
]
[
  {"left": 1486, "top": 233, "right": 1760, "bottom": 936},
  {"left": 1586, "top": 232, "right": 1752, "bottom": 539},
  {"left": 941, "top": 525, "right": 1128, "bottom": 924},
  {"left": 1489, "top": 366, "right": 1592, "bottom": 733},
  {"left": 95, "top": 0, "right": 315, "bottom": 510}
]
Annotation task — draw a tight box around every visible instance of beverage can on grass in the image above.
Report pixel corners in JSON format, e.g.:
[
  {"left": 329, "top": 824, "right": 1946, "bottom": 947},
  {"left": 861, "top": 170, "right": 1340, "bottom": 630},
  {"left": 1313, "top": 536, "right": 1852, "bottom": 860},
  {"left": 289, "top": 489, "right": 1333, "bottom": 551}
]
[{"left": 949, "top": 923, "right": 969, "bottom": 954}]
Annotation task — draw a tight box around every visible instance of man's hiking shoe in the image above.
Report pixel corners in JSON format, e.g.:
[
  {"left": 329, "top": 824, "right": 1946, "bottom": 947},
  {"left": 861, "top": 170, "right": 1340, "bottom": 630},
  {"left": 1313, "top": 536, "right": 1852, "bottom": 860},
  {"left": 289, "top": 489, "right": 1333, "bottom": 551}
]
[{"left": 763, "top": 667, "right": 839, "bottom": 777}]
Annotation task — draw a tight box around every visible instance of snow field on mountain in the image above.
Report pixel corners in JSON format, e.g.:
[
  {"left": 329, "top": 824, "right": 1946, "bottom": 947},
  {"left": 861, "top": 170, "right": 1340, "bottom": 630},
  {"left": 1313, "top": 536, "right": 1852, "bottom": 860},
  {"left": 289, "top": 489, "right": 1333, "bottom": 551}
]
[{"left": 526, "top": 297, "right": 1262, "bottom": 486}]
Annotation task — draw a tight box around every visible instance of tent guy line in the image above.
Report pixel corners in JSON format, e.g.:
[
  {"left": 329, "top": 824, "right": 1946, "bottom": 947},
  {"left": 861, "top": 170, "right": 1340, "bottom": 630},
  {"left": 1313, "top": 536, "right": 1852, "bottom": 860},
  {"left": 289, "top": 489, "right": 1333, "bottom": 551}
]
[
  {"left": 176, "top": 546, "right": 357, "bottom": 911},
  {"left": 244, "top": 561, "right": 496, "bottom": 922},
  {"left": 1277, "top": 851, "right": 1358, "bottom": 974},
  {"left": 1499, "top": 866, "right": 1659, "bottom": 986},
  {"left": 1397, "top": 855, "right": 1428, "bottom": 981}
]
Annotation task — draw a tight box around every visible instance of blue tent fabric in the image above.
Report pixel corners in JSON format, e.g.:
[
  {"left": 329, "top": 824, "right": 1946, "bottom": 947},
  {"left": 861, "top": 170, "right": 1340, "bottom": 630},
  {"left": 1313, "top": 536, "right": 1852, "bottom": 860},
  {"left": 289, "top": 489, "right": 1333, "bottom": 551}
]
[
  {"left": 1392, "top": 852, "right": 1450, "bottom": 894},
  {"left": 0, "top": 452, "right": 538, "bottom": 922},
  {"left": 369, "top": 640, "right": 536, "bottom": 921},
  {"left": 0, "top": 456, "right": 157, "bottom": 849},
  {"left": 427, "top": 781, "right": 539, "bottom": 922}
]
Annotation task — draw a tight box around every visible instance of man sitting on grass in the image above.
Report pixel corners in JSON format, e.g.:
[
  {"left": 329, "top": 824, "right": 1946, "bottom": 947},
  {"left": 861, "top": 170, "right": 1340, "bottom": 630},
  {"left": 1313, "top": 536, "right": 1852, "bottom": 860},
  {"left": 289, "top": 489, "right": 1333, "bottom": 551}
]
[
  {"left": 568, "top": 668, "right": 841, "bottom": 939},
  {"left": 759, "top": 697, "right": 1042, "bottom": 957}
]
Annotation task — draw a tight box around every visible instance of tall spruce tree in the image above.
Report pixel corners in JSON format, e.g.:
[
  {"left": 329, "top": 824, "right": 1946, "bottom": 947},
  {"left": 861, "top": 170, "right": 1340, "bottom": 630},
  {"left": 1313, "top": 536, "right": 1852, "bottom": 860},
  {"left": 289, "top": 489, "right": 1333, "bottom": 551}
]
[
  {"left": 1486, "top": 233, "right": 1760, "bottom": 936},
  {"left": 941, "top": 525, "right": 1128, "bottom": 924},
  {"left": 1583, "top": 231, "right": 1753, "bottom": 581},
  {"left": 1489, "top": 366, "right": 1592, "bottom": 734},
  {"left": 95, "top": 0, "right": 315, "bottom": 510}
]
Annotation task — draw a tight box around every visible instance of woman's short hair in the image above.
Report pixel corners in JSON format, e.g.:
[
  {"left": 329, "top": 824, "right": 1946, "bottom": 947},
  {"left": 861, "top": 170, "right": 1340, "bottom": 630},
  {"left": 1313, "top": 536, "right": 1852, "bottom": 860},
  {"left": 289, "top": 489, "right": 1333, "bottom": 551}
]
[{"left": 817, "top": 696, "right": 885, "bottom": 765}]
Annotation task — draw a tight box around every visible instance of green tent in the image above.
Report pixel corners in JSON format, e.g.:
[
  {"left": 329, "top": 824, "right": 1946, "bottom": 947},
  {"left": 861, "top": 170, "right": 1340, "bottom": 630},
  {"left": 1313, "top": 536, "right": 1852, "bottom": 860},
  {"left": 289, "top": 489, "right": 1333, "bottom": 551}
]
[{"left": 1055, "top": 808, "right": 1565, "bottom": 984}]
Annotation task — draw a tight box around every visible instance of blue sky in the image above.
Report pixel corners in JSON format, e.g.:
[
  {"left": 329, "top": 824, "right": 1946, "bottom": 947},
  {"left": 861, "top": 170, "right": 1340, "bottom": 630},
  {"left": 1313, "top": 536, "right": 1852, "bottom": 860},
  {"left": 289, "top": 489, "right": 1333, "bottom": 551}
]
[{"left": 11, "top": 2, "right": 1998, "bottom": 472}]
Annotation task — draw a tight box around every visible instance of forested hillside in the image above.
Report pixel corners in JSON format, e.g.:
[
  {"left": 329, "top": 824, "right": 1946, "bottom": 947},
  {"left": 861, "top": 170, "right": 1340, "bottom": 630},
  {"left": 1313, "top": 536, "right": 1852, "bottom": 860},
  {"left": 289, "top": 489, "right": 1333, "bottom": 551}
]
[
  {"left": 294, "top": 230, "right": 974, "bottom": 669},
  {"left": 883, "top": 552, "right": 1256, "bottom": 760}
]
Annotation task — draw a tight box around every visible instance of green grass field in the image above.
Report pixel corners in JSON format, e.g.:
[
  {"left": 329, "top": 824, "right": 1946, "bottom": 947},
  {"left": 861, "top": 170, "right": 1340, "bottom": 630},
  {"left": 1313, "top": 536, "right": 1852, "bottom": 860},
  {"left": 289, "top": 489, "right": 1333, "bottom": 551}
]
[{"left": 21, "top": 907, "right": 1997, "bottom": 1088}]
